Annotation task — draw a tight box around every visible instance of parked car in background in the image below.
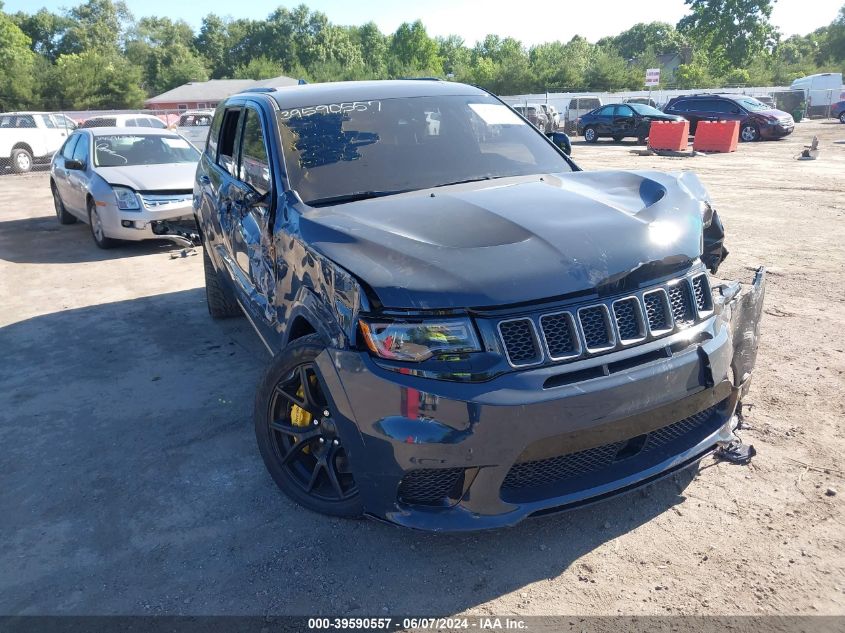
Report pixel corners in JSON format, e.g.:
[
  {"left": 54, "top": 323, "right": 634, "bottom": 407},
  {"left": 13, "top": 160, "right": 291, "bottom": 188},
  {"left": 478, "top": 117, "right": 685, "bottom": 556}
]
[
  {"left": 175, "top": 110, "right": 214, "bottom": 147},
  {"left": 755, "top": 95, "right": 775, "bottom": 108},
  {"left": 831, "top": 100, "right": 845, "bottom": 123},
  {"left": 537, "top": 103, "right": 558, "bottom": 131},
  {"left": 562, "top": 96, "right": 602, "bottom": 133},
  {"left": 623, "top": 96, "right": 658, "bottom": 108},
  {"left": 81, "top": 114, "right": 167, "bottom": 129},
  {"left": 50, "top": 127, "right": 200, "bottom": 249},
  {"left": 578, "top": 103, "right": 684, "bottom": 143},
  {"left": 195, "top": 79, "right": 765, "bottom": 531},
  {"left": 0, "top": 112, "right": 72, "bottom": 173},
  {"left": 663, "top": 94, "right": 794, "bottom": 141},
  {"left": 513, "top": 104, "right": 549, "bottom": 132}
]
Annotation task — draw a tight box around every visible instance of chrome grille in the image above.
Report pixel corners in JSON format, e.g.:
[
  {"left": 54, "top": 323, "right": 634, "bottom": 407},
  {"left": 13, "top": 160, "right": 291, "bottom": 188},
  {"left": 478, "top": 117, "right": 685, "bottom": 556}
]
[
  {"left": 540, "top": 312, "right": 578, "bottom": 359},
  {"left": 496, "top": 271, "right": 713, "bottom": 369},
  {"left": 578, "top": 305, "right": 613, "bottom": 350},
  {"left": 667, "top": 282, "right": 694, "bottom": 325},
  {"left": 498, "top": 318, "right": 541, "bottom": 366}
]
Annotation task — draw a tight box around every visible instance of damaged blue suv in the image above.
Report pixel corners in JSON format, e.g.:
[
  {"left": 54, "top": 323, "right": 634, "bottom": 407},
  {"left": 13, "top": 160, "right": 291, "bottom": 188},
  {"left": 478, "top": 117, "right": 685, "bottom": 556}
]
[{"left": 194, "top": 80, "right": 766, "bottom": 531}]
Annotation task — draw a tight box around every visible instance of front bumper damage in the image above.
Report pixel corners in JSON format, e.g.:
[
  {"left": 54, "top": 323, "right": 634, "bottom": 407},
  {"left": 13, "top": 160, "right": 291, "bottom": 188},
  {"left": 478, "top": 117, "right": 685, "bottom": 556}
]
[{"left": 316, "top": 268, "right": 766, "bottom": 532}]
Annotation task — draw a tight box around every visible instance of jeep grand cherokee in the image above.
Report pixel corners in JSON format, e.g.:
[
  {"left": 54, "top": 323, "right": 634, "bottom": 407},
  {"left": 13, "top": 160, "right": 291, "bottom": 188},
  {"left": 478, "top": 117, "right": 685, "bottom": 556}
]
[{"left": 193, "top": 80, "right": 766, "bottom": 531}]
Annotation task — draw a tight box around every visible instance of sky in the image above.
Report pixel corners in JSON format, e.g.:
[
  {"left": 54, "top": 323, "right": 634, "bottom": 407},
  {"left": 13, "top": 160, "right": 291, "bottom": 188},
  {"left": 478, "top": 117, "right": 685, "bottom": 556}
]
[{"left": 5, "top": 0, "right": 843, "bottom": 46}]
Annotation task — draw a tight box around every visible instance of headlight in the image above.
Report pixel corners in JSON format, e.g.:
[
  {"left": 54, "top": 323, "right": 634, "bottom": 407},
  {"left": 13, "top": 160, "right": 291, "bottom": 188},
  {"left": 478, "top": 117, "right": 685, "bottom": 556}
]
[
  {"left": 359, "top": 318, "right": 481, "bottom": 362},
  {"left": 112, "top": 186, "right": 140, "bottom": 210}
]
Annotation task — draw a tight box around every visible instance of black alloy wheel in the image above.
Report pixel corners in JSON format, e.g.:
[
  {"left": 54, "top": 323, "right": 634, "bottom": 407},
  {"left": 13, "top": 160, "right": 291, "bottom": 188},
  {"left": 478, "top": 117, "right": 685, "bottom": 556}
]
[{"left": 254, "top": 334, "right": 362, "bottom": 517}]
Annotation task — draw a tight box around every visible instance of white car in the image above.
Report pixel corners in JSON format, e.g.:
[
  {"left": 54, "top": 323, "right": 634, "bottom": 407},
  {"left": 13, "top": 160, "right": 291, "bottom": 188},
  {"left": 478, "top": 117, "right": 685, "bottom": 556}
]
[
  {"left": 175, "top": 110, "right": 214, "bottom": 148},
  {"left": 50, "top": 127, "right": 201, "bottom": 249},
  {"left": 81, "top": 113, "right": 168, "bottom": 130},
  {"left": 0, "top": 112, "right": 72, "bottom": 173}
]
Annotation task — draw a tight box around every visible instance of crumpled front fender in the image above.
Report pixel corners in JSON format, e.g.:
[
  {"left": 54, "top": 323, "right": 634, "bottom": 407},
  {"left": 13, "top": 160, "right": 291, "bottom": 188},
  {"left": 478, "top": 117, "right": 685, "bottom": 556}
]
[{"left": 718, "top": 266, "right": 766, "bottom": 397}]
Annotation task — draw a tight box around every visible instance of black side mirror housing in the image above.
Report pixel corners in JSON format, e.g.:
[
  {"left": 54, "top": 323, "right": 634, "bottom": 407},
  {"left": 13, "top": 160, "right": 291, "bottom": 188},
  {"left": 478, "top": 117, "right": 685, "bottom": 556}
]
[{"left": 65, "top": 159, "right": 84, "bottom": 170}]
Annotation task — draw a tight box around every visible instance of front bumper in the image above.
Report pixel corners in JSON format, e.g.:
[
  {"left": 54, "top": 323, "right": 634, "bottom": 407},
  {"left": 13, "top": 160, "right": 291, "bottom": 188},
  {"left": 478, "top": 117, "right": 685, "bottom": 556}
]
[
  {"left": 316, "top": 269, "right": 766, "bottom": 531},
  {"left": 103, "top": 198, "right": 199, "bottom": 246},
  {"left": 760, "top": 122, "right": 794, "bottom": 139}
]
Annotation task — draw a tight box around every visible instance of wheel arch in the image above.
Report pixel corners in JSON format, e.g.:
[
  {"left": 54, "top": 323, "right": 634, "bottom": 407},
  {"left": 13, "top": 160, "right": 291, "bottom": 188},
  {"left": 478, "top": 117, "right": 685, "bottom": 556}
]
[{"left": 12, "top": 142, "right": 33, "bottom": 155}]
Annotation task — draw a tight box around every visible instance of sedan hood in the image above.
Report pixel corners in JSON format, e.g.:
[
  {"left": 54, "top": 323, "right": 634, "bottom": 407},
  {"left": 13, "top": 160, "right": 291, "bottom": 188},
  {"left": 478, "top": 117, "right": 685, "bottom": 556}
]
[
  {"left": 301, "top": 171, "right": 713, "bottom": 310},
  {"left": 95, "top": 162, "right": 197, "bottom": 192}
]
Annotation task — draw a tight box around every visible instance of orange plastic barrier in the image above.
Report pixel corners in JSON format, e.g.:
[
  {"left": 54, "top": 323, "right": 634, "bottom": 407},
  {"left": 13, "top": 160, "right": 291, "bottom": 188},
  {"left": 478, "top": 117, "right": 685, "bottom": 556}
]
[
  {"left": 648, "top": 120, "right": 689, "bottom": 151},
  {"left": 693, "top": 120, "right": 739, "bottom": 153}
]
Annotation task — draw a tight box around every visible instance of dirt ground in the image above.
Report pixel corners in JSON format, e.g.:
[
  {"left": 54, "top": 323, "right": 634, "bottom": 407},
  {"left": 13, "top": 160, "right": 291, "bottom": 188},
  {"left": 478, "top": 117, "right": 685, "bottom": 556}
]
[{"left": 0, "top": 119, "right": 843, "bottom": 619}]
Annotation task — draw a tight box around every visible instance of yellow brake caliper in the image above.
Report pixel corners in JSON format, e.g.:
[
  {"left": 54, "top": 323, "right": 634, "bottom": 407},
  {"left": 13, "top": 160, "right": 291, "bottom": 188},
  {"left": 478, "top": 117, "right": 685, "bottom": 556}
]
[{"left": 290, "top": 384, "right": 313, "bottom": 453}]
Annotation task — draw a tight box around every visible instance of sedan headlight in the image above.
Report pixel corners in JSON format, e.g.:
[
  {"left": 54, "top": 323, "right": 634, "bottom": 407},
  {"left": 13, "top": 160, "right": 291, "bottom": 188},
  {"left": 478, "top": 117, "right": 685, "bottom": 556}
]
[
  {"left": 359, "top": 318, "right": 481, "bottom": 362},
  {"left": 112, "top": 186, "right": 140, "bottom": 210}
]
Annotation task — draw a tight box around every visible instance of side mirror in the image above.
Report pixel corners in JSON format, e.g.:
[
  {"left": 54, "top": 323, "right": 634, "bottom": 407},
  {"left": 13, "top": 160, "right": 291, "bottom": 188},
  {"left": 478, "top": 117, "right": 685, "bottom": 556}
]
[{"left": 65, "top": 159, "right": 84, "bottom": 170}]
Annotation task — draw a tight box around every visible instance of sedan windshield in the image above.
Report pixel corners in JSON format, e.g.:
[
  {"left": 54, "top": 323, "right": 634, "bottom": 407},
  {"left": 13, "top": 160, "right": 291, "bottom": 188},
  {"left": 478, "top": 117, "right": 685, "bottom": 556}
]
[
  {"left": 734, "top": 97, "right": 769, "bottom": 111},
  {"left": 94, "top": 134, "right": 201, "bottom": 167},
  {"left": 628, "top": 104, "right": 666, "bottom": 117},
  {"left": 276, "top": 95, "right": 572, "bottom": 205}
]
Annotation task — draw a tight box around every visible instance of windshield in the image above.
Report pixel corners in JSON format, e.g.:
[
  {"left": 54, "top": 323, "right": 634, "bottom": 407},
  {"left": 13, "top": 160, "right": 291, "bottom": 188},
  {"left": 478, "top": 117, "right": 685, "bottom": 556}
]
[
  {"left": 276, "top": 94, "right": 572, "bottom": 205},
  {"left": 628, "top": 104, "right": 665, "bottom": 116},
  {"left": 734, "top": 97, "right": 769, "bottom": 111},
  {"left": 93, "top": 134, "right": 201, "bottom": 167}
]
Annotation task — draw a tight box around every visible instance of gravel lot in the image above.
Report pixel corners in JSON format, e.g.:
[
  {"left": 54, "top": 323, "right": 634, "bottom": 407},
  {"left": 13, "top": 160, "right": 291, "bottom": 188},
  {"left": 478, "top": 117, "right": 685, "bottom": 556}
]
[{"left": 1, "top": 120, "right": 843, "bottom": 618}]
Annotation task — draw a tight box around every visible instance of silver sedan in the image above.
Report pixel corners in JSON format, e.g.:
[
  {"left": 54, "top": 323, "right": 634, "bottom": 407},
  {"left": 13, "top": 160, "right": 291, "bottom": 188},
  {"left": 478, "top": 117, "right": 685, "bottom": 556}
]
[{"left": 50, "top": 127, "right": 201, "bottom": 249}]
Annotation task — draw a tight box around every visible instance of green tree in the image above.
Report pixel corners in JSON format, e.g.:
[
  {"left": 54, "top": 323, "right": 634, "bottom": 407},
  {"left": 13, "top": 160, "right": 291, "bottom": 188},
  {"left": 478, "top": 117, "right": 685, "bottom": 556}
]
[
  {"left": 388, "top": 20, "right": 442, "bottom": 75},
  {"left": 233, "top": 55, "right": 281, "bottom": 80},
  {"left": 59, "top": 0, "right": 133, "bottom": 55},
  {"left": 608, "top": 22, "right": 685, "bottom": 60},
  {"left": 125, "top": 17, "right": 207, "bottom": 94},
  {"left": 0, "top": 10, "right": 38, "bottom": 109},
  {"left": 10, "top": 8, "right": 73, "bottom": 61},
  {"left": 677, "top": 0, "right": 778, "bottom": 70},
  {"left": 436, "top": 34, "right": 470, "bottom": 77}
]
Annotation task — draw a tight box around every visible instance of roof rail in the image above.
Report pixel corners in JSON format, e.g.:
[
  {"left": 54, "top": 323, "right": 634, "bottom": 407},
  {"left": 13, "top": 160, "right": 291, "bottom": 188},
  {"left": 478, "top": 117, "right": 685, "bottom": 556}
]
[{"left": 242, "top": 87, "right": 277, "bottom": 93}]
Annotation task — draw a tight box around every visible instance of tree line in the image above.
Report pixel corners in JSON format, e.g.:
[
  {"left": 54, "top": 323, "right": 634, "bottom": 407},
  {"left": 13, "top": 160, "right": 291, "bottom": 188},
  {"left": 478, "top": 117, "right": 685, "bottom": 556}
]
[{"left": 1, "top": 0, "right": 843, "bottom": 111}]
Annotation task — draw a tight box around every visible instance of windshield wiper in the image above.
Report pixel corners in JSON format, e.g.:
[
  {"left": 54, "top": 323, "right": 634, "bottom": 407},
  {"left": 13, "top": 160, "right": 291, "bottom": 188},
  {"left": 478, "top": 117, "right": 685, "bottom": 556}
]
[
  {"left": 433, "top": 176, "right": 496, "bottom": 188},
  {"left": 306, "top": 190, "right": 411, "bottom": 207}
]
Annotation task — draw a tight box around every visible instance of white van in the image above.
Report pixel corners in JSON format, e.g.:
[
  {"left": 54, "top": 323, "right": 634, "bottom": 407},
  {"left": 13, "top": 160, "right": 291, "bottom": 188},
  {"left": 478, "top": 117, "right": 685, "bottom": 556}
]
[{"left": 790, "top": 73, "right": 844, "bottom": 116}]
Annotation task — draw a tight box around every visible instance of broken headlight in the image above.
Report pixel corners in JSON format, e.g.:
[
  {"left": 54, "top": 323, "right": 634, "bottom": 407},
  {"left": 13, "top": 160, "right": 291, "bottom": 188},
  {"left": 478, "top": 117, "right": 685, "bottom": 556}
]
[
  {"left": 359, "top": 318, "right": 480, "bottom": 362},
  {"left": 112, "top": 186, "right": 140, "bottom": 211}
]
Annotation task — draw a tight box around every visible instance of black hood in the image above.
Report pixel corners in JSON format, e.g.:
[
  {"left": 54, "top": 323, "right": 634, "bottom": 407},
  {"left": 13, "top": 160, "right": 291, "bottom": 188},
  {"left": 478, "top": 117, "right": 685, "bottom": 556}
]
[{"left": 300, "top": 170, "right": 712, "bottom": 310}]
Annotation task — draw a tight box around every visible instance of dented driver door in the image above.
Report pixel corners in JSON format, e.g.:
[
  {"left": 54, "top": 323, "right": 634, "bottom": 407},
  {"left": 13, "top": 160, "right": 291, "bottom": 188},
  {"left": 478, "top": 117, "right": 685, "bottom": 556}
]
[{"left": 227, "top": 105, "right": 276, "bottom": 330}]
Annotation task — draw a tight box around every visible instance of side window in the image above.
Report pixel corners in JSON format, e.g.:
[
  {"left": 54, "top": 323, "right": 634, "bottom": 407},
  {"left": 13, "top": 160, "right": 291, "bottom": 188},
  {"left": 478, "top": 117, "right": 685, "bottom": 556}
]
[
  {"left": 148, "top": 117, "right": 167, "bottom": 129},
  {"left": 670, "top": 100, "right": 689, "bottom": 112},
  {"left": 237, "top": 109, "right": 271, "bottom": 196},
  {"left": 71, "top": 134, "right": 89, "bottom": 164},
  {"left": 216, "top": 108, "right": 242, "bottom": 177},
  {"left": 597, "top": 106, "right": 614, "bottom": 116},
  {"left": 61, "top": 134, "right": 80, "bottom": 159},
  {"left": 18, "top": 116, "right": 36, "bottom": 128},
  {"left": 614, "top": 105, "right": 634, "bottom": 117},
  {"left": 206, "top": 108, "right": 224, "bottom": 157},
  {"left": 126, "top": 118, "right": 137, "bottom": 127},
  {"left": 40, "top": 115, "right": 57, "bottom": 129}
]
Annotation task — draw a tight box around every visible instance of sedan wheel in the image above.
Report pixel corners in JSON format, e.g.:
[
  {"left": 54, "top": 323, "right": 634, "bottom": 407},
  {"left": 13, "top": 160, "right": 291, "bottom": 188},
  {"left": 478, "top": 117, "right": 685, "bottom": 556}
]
[
  {"left": 584, "top": 127, "right": 598, "bottom": 143},
  {"left": 740, "top": 124, "right": 760, "bottom": 142},
  {"left": 255, "top": 334, "right": 362, "bottom": 517},
  {"left": 88, "top": 202, "right": 117, "bottom": 249},
  {"left": 52, "top": 183, "right": 77, "bottom": 225},
  {"left": 839, "top": 112, "right": 845, "bottom": 124}
]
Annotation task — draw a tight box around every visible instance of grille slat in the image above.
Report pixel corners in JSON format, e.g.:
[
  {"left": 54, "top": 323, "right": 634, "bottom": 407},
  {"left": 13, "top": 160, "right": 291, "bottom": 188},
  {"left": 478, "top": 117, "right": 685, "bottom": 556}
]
[
  {"left": 502, "top": 404, "right": 720, "bottom": 490},
  {"left": 579, "top": 306, "right": 612, "bottom": 350},
  {"left": 691, "top": 275, "right": 713, "bottom": 314},
  {"left": 644, "top": 290, "right": 670, "bottom": 332},
  {"left": 498, "top": 318, "right": 541, "bottom": 366},
  {"left": 613, "top": 298, "right": 643, "bottom": 341},
  {"left": 540, "top": 312, "right": 578, "bottom": 359},
  {"left": 398, "top": 468, "right": 464, "bottom": 505},
  {"left": 667, "top": 282, "right": 694, "bottom": 325}
]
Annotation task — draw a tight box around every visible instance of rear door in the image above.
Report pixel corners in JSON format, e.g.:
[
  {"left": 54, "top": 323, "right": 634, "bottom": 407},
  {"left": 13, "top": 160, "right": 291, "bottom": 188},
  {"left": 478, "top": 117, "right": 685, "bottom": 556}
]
[
  {"left": 594, "top": 105, "right": 615, "bottom": 134},
  {"left": 65, "top": 133, "right": 91, "bottom": 214},
  {"left": 612, "top": 104, "right": 637, "bottom": 137},
  {"left": 53, "top": 133, "right": 80, "bottom": 202}
]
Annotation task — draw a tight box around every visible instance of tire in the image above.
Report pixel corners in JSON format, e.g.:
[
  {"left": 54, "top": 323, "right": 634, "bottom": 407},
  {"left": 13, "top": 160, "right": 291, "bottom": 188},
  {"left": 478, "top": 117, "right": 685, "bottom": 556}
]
[
  {"left": 88, "top": 200, "right": 117, "bottom": 249},
  {"left": 51, "top": 182, "right": 76, "bottom": 225},
  {"left": 254, "top": 334, "right": 363, "bottom": 518},
  {"left": 839, "top": 112, "right": 845, "bottom": 124},
  {"left": 203, "top": 247, "right": 242, "bottom": 318},
  {"left": 584, "top": 126, "right": 598, "bottom": 143},
  {"left": 11, "top": 148, "right": 33, "bottom": 174},
  {"left": 740, "top": 123, "right": 760, "bottom": 142}
]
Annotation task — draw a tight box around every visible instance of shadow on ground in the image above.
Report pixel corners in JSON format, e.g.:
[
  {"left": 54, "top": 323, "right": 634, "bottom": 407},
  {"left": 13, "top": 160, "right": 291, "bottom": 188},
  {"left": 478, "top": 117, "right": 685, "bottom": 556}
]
[
  {"left": 0, "top": 214, "right": 184, "bottom": 264},
  {"left": 0, "top": 290, "right": 700, "bottom": 616}
]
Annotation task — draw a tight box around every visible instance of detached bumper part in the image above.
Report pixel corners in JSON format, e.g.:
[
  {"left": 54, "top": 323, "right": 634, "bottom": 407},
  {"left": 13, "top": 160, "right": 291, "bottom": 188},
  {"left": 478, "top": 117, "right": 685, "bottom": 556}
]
[
  {"left": 150, "top": 219, "right": 201, "bottom": 248},
  {"left": 317, "top": 268, "right": 766, "bottom": 531}
]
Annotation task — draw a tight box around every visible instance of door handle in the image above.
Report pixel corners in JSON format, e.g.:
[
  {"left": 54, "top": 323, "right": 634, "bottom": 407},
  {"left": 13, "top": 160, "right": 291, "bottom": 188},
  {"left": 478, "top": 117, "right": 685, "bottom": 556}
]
[{"left": 199, "top": 175, "right": 210, "bottom": 184}]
